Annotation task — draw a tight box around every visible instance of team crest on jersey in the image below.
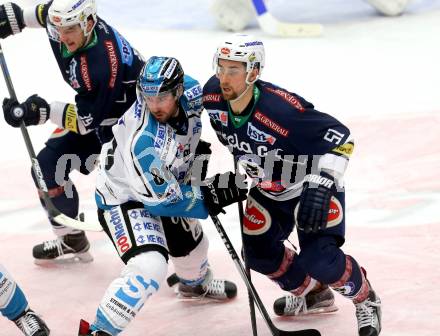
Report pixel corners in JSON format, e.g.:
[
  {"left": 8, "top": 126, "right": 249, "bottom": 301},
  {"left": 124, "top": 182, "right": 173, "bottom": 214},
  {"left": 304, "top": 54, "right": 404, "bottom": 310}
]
[
  {"left": 243, "top": 195, "right": 272, "bottom": 235},
  {"left": 247, "top": 123, "right": 277, "bottom": 144},
  {"left": 208, "top": 110, "right": 228, "bottom": 126}
]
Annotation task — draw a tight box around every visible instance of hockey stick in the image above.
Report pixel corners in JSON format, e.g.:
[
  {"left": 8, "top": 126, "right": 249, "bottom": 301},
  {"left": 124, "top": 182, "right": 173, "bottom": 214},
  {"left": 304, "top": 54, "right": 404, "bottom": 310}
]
[
  {"left": 210, "top": 215, "right": 321, "bottom": 336},
  {"left": 234, "top": 159, "right": 258, "bottom": 336},
  {"left": 0, "top": 43, "right": 102, "bottom": 232},
  {"left": 251, "top": 0, "right": 323, "bottom": 37}
]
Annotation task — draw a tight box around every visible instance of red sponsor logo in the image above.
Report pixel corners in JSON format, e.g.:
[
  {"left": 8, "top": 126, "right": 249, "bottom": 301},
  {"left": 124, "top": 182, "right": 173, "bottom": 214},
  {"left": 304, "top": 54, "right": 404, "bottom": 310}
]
[
  {"left": 220, "top": 47, "right": 230, "bottom": 55},
  {"left": 265, "top": 87, "right": 305, "bottom": 112},
  {"left": 244, "top": 207, "right": 266, "bottom": 232},
  {"left": 80, "top": 55, "right": 92, "bottom": 91},
  {"left": 327, "top": 197, "right": 343, "bottom": 228},
  {"left": 52, "top": 16, "right": 61, "bottom": 23},
  {"left": 104, "top": 40, "right": 118, "bottom": 88},
  {"left": 203, "top": 94, "right": 222, "bottom": 103},
  {"left": 254, "top": 111, "right": 289, "bottom": 137}
]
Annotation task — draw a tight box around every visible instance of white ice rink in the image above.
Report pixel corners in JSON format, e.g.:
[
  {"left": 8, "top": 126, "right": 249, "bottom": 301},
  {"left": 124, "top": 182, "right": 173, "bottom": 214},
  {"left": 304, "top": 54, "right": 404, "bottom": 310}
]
[{"left": 0, "top": 0, "right": 439, "bottom": 335}]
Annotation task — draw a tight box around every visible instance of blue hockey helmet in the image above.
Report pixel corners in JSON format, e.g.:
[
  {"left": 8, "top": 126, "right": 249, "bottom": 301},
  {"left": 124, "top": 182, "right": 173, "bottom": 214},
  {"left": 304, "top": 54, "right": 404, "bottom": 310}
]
[{"left": 138, "top": 56, "right": 184, "bottom": 97}]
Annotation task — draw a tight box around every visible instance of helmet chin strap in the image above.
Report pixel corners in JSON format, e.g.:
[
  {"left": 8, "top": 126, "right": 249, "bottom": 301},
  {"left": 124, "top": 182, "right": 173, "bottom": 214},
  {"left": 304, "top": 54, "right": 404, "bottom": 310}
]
[{"left": 230, "top": 71, "right": 259, "bottom": 104}]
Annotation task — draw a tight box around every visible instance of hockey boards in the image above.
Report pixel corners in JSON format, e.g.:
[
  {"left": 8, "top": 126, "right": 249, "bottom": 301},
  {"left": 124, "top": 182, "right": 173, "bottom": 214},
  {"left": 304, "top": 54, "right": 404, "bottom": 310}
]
[
  {"left": 251, "top": 0, "right": 323, "bottom": 37},
  {"left": 0, "top": 44, "right": 102, "bottom": 233}
]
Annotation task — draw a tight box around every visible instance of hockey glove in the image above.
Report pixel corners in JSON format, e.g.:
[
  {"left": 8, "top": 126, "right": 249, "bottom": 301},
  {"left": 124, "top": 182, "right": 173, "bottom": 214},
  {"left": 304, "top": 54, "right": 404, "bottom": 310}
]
[
  {"left": 297, "top": 172, "right": 337, "bottom": 233},
  {"left": 3, "top": 94, "right": 50, "bottom": 128},
  {"left": 0, "top": 3, "right": 25, "bottom": 39},
  {"left": 201, "top": 171, "right": 248, "bottom": 216},
  {"left": 195, "top": 139, "right": 212, "bottom": 181}
]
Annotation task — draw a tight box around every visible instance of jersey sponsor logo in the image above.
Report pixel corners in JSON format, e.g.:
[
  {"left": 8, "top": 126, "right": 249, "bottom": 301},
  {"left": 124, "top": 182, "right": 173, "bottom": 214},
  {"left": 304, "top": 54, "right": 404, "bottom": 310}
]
[
  {"left": 247, "top": 123, "right": 277, "bottom": 144},
  {"left": 68, "top": 58, "right": 80, "bottom": 89},
  {"left": 193, "top": 120, "right": 202, "bottom": 134},
  {"left": 154, "top": 124, "right": 166, "bottom": 149},
  {"left": 64, "top": 104, "right": 78, "bottom": 133},
  {"left": 127, "top": 209, "right": 167, "bottom": 249},
  {"left": 208, "top": 109, "right": 228, "bottom": 126},
  {"left": 104, "top": 40, "right": 118, "bottom": 88},
  {"left": 225, "top": 132, "right": 282, "bottom": 157},
  {"left": 134, "top": 100, "right": 142, "bottom": 119},
  {"left": 111, "top": 27, "right": 134, "bottom": 66},
  {"left": 265, "top": 87, "right": 305, "bottom": 112},
  {"left": 203, "top": 94, "right": 222, "bottom": 103},
  {"left": 254, "top": 111, "right": 289, "bottom": 137},
  {"left": 107, "top": 207, "right": 132, "bottom": 256},
  {"left": 80, "top": 55, "right": 92, "bottom": 91},
  {"left": 332, "top": 142, "right": 354, "bottom": 158},
  {"left": 184, "top": 84, "right": 202, "bottom": 100},
  {"left": 243, "top": 195, "right": 272, "bottom": 235}
]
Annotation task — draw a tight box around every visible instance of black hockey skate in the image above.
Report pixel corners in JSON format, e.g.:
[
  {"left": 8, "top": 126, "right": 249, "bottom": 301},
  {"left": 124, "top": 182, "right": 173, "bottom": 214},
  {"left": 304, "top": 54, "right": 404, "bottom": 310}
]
[
  {"left": 355, "top": 285, "right": 382, "bottom": 336},
  {"left": 32, "top": 231, "right": 93, "bottom": 265},
  {"left": 14, "top": 309, "right": 50, "bottom": 336},
  {"left": 177, "top": 269, "right": 237, "bottom": 300},
  {"left": 78, "top": 319, "right": 111, "bottom": 336},
  {"left": 273, "top": 285, "right": 338, "bottom": 316}
]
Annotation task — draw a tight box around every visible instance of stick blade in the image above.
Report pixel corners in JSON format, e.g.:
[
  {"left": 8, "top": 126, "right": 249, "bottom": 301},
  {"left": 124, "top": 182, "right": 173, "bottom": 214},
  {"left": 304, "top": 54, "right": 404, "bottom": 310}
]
[
  {"left": 277, "top": 329, "right": 321, "bottom": 336},
  {"left": 53, "top": 213, "right": 103, "bottom": 232},
  {"left": 257, "top": 13, "right": 323, "bottom": 37}
]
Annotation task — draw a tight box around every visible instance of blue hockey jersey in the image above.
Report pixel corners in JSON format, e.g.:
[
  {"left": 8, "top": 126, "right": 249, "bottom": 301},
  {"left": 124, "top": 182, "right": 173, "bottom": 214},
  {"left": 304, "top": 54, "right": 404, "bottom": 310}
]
[
  {"left": 30, "top": 2, "right": 144, "bottom": 142},
  {"left": 203, "top": 75, "right": 354, "bottom": 200}
]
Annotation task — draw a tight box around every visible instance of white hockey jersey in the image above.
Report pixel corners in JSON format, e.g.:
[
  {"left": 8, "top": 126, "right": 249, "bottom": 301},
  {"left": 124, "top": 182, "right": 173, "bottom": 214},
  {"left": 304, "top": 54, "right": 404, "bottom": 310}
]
[{"left": 95, "top": 75, "right": 209, "bottom": 219}]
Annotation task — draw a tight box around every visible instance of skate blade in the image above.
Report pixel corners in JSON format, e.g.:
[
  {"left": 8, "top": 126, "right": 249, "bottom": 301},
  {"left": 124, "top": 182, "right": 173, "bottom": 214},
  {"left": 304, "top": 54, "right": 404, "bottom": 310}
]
[{"left": 34, "top": 251, "right": 94, "bottom": 266}]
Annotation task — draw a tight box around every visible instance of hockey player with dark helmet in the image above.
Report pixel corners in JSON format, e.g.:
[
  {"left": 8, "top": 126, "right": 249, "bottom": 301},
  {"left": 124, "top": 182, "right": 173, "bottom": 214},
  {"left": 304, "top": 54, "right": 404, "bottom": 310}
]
[
  {"left": 0, "top": 0, "right": 144, "bottom": 266},
  {"left": 137, "top": 56, "right": 185, "bottom": 124},
  {"left": 80, "top": 55, "right": 243, "bottom": 335}
]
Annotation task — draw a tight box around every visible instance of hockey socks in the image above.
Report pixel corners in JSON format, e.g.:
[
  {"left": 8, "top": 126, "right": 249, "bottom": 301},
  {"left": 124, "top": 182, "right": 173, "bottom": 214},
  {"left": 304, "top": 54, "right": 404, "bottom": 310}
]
[
  {"left": 92, "top": 252, "right": 167, "bottom": 335},
  {"left": 0, "top": 265, "right": 28, "bottom": 321}
]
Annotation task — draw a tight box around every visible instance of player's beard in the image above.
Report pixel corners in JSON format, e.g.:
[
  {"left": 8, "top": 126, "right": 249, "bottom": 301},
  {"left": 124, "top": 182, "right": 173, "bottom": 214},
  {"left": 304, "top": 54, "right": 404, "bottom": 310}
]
[{"left": 220, "top": 86, "right": 238, "bottom": 101}]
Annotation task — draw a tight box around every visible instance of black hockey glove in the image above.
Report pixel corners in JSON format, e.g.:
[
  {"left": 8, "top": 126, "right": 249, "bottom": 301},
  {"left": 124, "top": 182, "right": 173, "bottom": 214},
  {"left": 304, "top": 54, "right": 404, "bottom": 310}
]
[
  {"left": 195, "top": 139, "right": 212, "bottom": 181},
  {"left": 0, "top": 3, "right": 25, "bottom": 39},
  {"left": 201, "top": 171, "right": 248, "bottom": 216},
  {"left": 3, "top": 94, "right": 50, "bottom": 128},
  {"left": 297, "top": 172, "right": 337, "bottom": 233}
]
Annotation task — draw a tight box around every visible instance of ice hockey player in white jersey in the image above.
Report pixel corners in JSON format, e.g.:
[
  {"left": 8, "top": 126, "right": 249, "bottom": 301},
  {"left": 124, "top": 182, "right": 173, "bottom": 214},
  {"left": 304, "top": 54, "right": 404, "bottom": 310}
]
[
  {"left": 79, "top": 56, "right": 247, "bottom": 335},
  {"left": 0, "top": 264, "right": 50, "bottom": 335}
]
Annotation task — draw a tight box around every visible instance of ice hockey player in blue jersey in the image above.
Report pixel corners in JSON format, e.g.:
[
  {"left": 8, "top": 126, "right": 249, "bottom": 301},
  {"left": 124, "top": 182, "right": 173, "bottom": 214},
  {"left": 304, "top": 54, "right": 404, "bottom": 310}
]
[
  {"left": 203, "top": 34, "right": 382, "bottom": 336},
  {"left": 0, "top": 264, "right": 50, "bottom": 335},
  {"left": 0, "top": 0, "right": 144, "bottom": 264},
  {"left": 78, "top": 56, "right": 246, "bottom": 336}
]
